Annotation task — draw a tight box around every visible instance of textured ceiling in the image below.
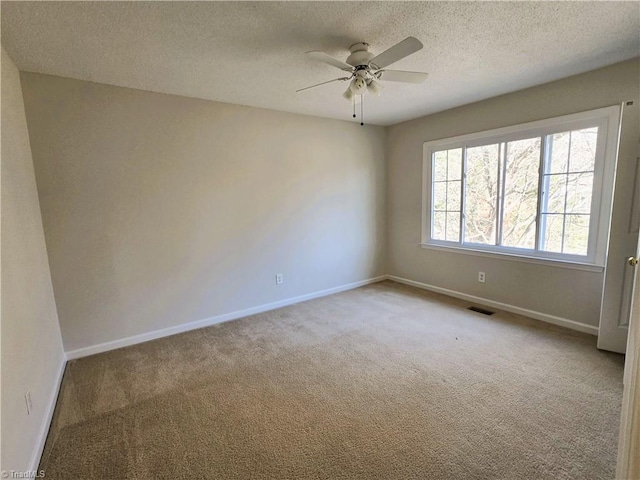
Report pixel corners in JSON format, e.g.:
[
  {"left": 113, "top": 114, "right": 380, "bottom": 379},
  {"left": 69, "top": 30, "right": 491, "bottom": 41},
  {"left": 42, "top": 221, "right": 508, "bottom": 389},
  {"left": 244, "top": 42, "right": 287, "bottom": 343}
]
[{"left": 2, "top": 1, "right": 639, "bottom": 126}]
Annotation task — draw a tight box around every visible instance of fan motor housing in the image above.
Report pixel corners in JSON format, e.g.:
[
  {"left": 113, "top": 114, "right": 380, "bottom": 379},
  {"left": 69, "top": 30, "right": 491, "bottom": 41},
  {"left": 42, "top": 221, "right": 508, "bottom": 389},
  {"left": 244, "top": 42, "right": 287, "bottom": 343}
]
[{"left": 346, "top": 42, "right": 374, "bottom": 67}]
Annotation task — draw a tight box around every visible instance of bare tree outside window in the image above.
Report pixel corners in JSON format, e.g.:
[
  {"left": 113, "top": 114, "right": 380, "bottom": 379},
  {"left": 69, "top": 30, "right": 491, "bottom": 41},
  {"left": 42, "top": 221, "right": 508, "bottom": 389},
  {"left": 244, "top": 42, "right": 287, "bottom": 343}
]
[{"left": 465, "top": 144, "right": 499, "bottom": 245}]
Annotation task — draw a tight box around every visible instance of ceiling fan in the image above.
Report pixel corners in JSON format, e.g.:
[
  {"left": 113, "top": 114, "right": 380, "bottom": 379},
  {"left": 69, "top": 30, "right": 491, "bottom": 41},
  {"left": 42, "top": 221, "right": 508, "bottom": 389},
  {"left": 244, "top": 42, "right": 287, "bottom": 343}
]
[{"left": 297, "top": 37, "right": 428, "bottom": 108}]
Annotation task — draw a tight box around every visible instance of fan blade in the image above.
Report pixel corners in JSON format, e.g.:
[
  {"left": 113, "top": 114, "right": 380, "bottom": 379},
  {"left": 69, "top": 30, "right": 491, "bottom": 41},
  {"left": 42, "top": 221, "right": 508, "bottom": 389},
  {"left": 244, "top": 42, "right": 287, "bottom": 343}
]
[
  {"left": 369, "top": 37, "right": 423, "bottom": 69},
  {"left": 296, "top": 77, "right": 350, "bottom": 93},
  {"left": 378, "top": 70, "right": 428, "bottom": 84},
  {"left": 307, "top": 51, "right": 353, "bottom": 71}
]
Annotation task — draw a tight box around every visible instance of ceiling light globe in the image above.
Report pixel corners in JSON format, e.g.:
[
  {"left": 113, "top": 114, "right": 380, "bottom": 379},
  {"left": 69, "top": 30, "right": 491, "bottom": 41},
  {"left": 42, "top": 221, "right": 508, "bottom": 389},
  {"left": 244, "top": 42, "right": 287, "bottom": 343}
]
[
  {"left": 367, "top": 79, "right": 383, "bottom": 96},
  {"left": 349, "top": 77, "right": 367, "bottom": 94}
]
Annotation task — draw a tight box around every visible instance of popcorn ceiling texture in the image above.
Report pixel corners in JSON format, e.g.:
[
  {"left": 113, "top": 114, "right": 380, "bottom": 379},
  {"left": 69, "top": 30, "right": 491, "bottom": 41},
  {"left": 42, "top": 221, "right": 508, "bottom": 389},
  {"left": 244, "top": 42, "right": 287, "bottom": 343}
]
[
  {"left": 2, "top": 1, "right": 638, "bottom": 126},
  {"left": 39, "top": 281, "right": 623, "bottom": 479}
]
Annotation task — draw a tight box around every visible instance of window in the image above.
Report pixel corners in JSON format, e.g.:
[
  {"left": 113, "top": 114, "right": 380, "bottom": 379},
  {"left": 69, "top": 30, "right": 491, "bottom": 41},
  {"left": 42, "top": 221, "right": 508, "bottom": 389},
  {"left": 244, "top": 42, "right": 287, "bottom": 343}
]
[{"left": 423, "top": 106, "right": 621, "bottom": 267}]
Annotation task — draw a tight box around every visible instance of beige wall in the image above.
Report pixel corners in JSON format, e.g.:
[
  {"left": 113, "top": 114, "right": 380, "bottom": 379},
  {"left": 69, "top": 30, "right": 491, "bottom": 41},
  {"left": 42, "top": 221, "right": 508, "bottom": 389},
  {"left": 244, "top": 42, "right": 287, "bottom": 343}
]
[
  {"left": 1, "top": 49, "right": 65, "bottom": 472},
  {"left": 387, "top": 59, "right": 640, "bottom": 328},
  {"left": 20, "top": 73, "right": 386, "bottom": 353}
]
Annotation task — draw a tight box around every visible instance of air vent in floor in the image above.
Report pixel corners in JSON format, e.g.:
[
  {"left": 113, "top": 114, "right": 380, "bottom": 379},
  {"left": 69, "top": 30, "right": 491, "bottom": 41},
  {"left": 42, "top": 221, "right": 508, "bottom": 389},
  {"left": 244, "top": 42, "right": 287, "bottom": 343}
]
[{"left": 467, "top": 306, "right": 495, "bottom": 316}]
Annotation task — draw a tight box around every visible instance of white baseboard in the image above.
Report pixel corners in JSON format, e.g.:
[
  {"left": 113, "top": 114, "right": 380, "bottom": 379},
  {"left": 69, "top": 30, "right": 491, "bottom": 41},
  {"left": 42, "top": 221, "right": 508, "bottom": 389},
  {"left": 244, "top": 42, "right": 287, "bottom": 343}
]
[
  {"left": 387, "top": 275, "right": 599, "bottom": 336},
  {"left": 65, "top": 275, "right": 388, "bottom": 360},
  {"left": 65, "top": 272, "right": 596, "bottom": 359},
  {"left": 30, "top": 352, "right": 67, "bottom": 472}
]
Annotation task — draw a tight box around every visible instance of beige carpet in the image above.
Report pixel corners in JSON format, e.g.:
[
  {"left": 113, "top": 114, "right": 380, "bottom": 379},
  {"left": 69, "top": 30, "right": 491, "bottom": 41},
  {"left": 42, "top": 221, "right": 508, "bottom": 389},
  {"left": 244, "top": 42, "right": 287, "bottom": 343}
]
[{"left": 40, "top": 280, "right": 624, "bottom": 479}]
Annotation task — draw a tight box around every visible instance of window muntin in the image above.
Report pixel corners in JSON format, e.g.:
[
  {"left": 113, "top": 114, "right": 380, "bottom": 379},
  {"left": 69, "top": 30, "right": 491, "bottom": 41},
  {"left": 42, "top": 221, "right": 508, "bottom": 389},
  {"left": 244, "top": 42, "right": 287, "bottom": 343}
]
[
  {"left": 432, "top": 148, "right": 462, "bottom": 242},
  {"left": 540, "top": 127, "right": 597, "bottom": 256},
  {"left": 423, "top": 107, "right": 620, "bottom": 267}
]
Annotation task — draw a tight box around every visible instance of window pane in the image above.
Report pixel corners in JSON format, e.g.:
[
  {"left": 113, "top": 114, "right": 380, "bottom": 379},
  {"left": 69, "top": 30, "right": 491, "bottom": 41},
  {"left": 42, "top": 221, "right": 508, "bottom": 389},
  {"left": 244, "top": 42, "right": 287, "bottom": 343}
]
[
  {"left": 569, "top": 127, "right": 597, "bottom": 173},
  {"left": 433, "top": 182, "right": 447, "bottom": 211},
  {"left": 434, "top": 151, "right": 447, "bottom": 181},
  {"left": 548, "top": 132, "right": 569, "bottom": 174},
  {"left": 502, "top": 138, "right": 540, "bottom": 249},
  {"left": 464, "top": 144, "right": 499, "bottom": 245},
  {"left": 566, "top": 173, "right": 593, "bottom": 214},
  {"left": 432, "top": 211, "right": 446, "bottom": 241},
  {"left": 447, "top": 181, "right": 461, "bottom": 211},
  {"left": 541, "top": 214, "right": 564, "bottom": 253},
  {"left": 541, "top": 127, "right": 596, "bottom": 256},
  {"left": 446, "top": 213, "right": 460, "bottom": 242},
  {"left": 563, "top": 214, "right": 590, "bottom": 255},
  {"left": 447, "top": 149, "right": 462, "bottom": 180},
  {"left": 544, "top": 174, "right": 566, "bottom": 214}
]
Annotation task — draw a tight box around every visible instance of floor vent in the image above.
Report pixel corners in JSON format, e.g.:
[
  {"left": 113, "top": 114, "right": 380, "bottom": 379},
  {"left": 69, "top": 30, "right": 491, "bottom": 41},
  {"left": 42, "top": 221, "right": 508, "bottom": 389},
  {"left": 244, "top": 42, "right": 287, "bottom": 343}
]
[{"left": 467, "top": 306, "right": 495, "bottom": 316}]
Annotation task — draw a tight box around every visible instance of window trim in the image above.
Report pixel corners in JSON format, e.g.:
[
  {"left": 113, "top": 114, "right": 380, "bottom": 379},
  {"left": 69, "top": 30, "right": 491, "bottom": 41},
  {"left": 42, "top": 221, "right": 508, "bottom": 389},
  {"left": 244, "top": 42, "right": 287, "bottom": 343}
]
[{"left": 422, "top": 105, "right": 622, "bottom": 268}]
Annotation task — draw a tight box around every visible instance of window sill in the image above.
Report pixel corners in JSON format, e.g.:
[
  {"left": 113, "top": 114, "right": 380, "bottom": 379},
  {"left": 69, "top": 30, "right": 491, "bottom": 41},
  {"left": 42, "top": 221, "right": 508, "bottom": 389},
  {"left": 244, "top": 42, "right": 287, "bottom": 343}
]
[{"left": 419, "top": 243, "right": 605, "bottom": 273}]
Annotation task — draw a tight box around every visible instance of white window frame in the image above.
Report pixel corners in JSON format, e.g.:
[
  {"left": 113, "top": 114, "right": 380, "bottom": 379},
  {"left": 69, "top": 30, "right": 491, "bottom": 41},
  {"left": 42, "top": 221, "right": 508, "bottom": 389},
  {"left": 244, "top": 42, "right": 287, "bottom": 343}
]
[{"left": 422, "top": 105, "right": 621, "bottom": 270}]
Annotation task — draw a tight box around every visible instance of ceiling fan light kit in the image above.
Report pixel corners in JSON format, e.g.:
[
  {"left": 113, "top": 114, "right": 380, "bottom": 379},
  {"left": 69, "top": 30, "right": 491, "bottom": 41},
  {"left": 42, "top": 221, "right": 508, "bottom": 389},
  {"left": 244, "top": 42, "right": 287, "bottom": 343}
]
[{"left": 298, "top": 37, "right": 428, "bottom": 125}]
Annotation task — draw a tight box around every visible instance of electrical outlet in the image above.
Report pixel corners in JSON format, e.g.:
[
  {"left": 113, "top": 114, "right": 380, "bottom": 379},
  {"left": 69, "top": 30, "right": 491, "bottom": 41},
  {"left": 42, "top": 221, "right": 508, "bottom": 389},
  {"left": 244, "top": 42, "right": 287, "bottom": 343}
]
[
  {"left": 275, "top": 274, "right": 283, "bottom": 285},
  {"left": 478, "top": 272, "right": 486, "bottom": 283},
  {"left": 25, "top": 390, "right": 32, "bottom": 415}
]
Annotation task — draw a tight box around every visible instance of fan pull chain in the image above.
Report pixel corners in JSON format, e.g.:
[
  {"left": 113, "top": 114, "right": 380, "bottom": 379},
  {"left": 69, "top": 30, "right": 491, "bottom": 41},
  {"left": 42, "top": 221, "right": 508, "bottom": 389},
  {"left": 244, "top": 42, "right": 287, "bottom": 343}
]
[
  {"left": 353, "top": 99, "right": 356, "bottom": 118},
  {"left": 360, "top": 95, "right": 364, "bottom": 126}
]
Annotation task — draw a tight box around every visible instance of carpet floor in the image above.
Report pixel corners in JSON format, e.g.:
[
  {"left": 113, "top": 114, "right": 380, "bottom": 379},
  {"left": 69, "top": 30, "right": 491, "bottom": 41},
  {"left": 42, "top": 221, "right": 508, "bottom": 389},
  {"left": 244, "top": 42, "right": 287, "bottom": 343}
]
[{"left": 39, "top": 280, "right": 624, "bottom": 479}]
